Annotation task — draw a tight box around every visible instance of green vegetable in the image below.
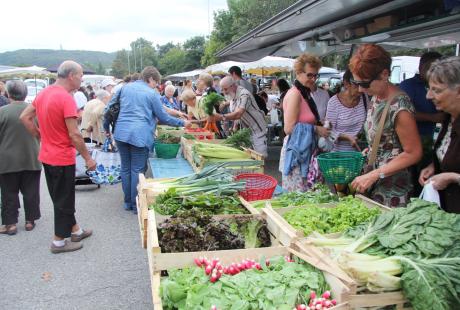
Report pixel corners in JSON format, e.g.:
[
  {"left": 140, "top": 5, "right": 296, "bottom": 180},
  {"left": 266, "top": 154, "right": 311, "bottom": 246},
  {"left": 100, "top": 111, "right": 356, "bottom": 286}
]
[
  {"left": 251, "top": 184, "right": 338, "bottom": 209},
  {"left": 193, "top": 142, "right": 251, "bottom": 159},
  {"left": 224, "top": 128, "right": 252, "bottom": 150},
  {"left": 182, "top": 133, "right": 196, "bottom": 140},
  {"left": 282, "top": 196, "right": 380, "bottom": 236},
  {"left": 200, "top": 92, "right": 226, "bottom": 116},
  {"left": 157, "top": 133, "right": 181, "bottom": 144},
  {"left": 150, "top": 191, "right": 249, "bottom": 216},
  {"left": 161, "top": 256, "right": 329, "bottom": 309},
  {"left": 308, "top": 198, "right": 460, "bottom": 310}
]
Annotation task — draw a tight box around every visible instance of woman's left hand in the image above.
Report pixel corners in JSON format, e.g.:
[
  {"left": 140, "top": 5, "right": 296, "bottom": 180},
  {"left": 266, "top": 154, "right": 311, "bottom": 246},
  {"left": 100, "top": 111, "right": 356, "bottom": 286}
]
[
  {"left": 429, "top": 173, "right": 458, "bottom": 190},
  {"left": 351, "top": 171, "right": 379, "bottom": 193}
]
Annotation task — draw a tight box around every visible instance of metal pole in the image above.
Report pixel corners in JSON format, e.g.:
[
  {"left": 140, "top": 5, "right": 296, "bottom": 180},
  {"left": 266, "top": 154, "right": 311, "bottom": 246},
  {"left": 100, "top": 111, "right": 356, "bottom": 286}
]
[
  {"left": 127, "top": 50, "right": 131, "bottom": 75},
  {"left": 456, "top": 43, "right": 459, "bottom": 56},
  {"left": 140, "top": 44, "right": 143, "bottom": 69},
  {"left": 133, "top": 45, "right": 137, "bottom": 72}
]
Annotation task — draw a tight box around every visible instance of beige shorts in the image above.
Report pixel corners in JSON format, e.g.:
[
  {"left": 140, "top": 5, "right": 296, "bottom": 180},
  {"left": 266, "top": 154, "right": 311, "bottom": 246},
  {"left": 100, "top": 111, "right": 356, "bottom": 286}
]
[{"left": 251, "top": 131, "right": 268, "bottom": 157}]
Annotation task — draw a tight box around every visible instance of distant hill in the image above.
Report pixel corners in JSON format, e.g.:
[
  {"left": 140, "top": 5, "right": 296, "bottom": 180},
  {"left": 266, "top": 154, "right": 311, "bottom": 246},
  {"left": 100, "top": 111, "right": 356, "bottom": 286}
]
[{"left": 0, "top": 49, "right": 116, "bottom": 69}]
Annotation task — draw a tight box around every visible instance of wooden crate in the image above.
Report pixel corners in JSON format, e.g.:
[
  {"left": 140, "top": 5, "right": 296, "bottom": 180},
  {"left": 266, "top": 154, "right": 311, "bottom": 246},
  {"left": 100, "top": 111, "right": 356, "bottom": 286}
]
[
  {"left": 137, "top": 173, "right": 260, "bottom": 249},
  {"left": 294, "top": 241, "right": 410, "bottom": 309},
  {"left": 181, "top": 137, "right": 265, "bottom": 174},
  {"left": 148, "top": 243, "right": 352, "bottom": 310},
  {"left": 264, "top": 195, "right": 391, "bottom": 241}
]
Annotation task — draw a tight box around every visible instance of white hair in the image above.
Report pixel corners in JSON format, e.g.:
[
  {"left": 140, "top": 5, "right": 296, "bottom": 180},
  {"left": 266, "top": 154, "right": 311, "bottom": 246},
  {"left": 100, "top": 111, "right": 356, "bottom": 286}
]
[
  {"left": 95, "top": 89, "right": 110, "bottom": 100},
  {"left": 165, "top": 84, "right": 176, "bottom": 94}
]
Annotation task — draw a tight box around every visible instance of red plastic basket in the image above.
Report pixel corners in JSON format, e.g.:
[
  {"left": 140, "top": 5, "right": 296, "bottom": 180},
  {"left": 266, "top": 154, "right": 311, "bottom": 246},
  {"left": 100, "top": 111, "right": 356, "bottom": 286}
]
[{"left": 235, "top": 173, "right": 278, "bottom": 202}]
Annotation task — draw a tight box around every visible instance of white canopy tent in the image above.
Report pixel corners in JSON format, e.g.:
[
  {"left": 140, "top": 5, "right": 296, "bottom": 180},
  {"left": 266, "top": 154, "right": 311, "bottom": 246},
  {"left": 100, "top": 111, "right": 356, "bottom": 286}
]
[
  {"left": 165, "top": 69, "right": 204, "bottom": 81},
  {"left": 0, "top": 65, "right": 49, "bottom": 76}
]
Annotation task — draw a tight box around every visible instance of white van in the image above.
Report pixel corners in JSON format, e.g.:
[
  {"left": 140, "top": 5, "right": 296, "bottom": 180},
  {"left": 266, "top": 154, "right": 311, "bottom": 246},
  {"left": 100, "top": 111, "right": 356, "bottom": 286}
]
[{"left": 390, "top": 56, "right": 420, "bottom": 84}]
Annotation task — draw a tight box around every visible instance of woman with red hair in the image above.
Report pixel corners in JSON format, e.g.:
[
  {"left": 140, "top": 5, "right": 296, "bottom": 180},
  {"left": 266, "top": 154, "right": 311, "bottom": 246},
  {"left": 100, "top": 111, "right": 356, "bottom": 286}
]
[{"left": 349, "top": 44, "right": 422, "bottom": 207}]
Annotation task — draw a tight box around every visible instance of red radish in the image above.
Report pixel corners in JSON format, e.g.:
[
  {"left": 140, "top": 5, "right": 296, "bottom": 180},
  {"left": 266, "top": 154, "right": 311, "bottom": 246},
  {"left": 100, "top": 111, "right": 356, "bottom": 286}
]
[
  {"left": 223, "top": 267, "right": 229, "bottom": 274},
  {"left": 210, "top": 306, "right": 217, "bottom": 310},
  {"left": 265, "top": 259, "right": 270, "bottom": 266},
  {"left": 331, "top": 300, "right": 337, "bottom": 306},
  {"left": 315, "top": 304, "right": 322, "bottom": 310},
  {"left": 310, "top": 291, "right": 316, "bottom": 300},
  {"left": 194, "top": 258, "right": 202, "bottom": 267},
  {"left": 254, "top": 263, "right": 262, "bottom": 270},
  {"left": 324, "top": 301, "right": 332, "bottom": 307},
  {"left": 205, "top": 265, "right": 213, "bottom": 275},
  {"left": 322, "top": 291, "right": 331, "bottom": 299},
  {"left": 237, "top": 263, "right": 245, "bottom": 270},
  {"left": 228, "top": 266, "right": 236, "bottom": 275},
  {"left": 297, "top": 305, "right": 307, "bottom": 310}
]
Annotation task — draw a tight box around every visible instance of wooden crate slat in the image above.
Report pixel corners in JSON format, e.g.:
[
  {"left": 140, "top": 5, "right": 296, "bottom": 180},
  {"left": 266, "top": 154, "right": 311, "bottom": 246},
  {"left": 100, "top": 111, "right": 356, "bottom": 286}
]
[
  {"left": 261, "top": 207, "right": 302, "bottom": 246},
  {"left": 349, "top": 291, "right": 406, "bottom": 307}
]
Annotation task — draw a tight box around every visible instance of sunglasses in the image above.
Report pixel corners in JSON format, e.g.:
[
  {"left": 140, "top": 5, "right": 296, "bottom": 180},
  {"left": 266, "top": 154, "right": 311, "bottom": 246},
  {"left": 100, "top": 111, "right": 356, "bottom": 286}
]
[
  {"left": 350, "top": 75, "right": 380, "bottom": 88},
  {"left": 299, "top": 72, "right": 320, "bottom": 79}
]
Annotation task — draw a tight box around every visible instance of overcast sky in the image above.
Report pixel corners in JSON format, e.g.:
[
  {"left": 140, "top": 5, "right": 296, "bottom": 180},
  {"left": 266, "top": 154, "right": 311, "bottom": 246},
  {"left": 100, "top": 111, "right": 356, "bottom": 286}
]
[{"left": 1, "top": 0, "right": 228, "bottom": 53}]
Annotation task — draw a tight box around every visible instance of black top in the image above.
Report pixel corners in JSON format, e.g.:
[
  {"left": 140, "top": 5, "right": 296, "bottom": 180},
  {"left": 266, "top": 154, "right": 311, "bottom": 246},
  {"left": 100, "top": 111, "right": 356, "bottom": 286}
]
[{"left": 434, "top": 116, "right": 460, "bottom": 213}]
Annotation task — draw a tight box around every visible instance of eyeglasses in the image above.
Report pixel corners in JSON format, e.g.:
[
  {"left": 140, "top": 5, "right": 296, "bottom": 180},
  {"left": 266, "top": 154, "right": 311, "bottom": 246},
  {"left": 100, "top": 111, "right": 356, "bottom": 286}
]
[
  {"left": 350, "top": 75, "right": 380, "bottom": 88},
  {"left": 300, "top": 72, "right": 320, "bottom": 79}
]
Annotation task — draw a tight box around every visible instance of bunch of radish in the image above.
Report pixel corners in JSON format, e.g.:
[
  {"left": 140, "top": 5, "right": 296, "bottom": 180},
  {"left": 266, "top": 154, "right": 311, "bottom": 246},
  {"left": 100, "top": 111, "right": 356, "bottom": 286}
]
[{"left": 294, "top": 291, "right": 337, "bottom": 310}]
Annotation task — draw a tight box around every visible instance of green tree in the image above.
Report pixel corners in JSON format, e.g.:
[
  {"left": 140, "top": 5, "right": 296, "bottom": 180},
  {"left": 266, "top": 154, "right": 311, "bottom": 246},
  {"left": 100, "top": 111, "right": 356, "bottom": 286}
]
[
  {"left": 157, "top": 42, "right": 176, "bottom": 58},
  {"left": 158, "top": 47, "right": 188, "bottom": 76},
  {"left": 96, "top": 62, "right": 105, "bottom": 75},
  {"left": 111, "top": 49, "right": 129, "bottom": 78},
  {"left": 183, "top": 36, "right": 206, "bottom": 70},
  {"left": 130, "top": 38, "right": 158, "bottom": 73}
]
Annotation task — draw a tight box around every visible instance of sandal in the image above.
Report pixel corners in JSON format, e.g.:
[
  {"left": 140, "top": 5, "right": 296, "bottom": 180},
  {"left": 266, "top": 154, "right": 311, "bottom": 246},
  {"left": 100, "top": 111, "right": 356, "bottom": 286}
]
[
  {"left": 0, "top": 224, "right": 17, "bottom": 235},
  {"left": 25, "top": 221, "right": 36, "bottom": 231}
]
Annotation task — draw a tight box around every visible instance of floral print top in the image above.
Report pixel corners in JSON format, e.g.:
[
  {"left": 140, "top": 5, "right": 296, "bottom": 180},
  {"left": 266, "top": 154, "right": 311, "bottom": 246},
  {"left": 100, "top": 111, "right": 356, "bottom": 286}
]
[
  {"left": 436, "top": 120, "right": 452, "bottom": 163},
  {"left": 365, "top": 93, "right": 415, "bottom": 168}
]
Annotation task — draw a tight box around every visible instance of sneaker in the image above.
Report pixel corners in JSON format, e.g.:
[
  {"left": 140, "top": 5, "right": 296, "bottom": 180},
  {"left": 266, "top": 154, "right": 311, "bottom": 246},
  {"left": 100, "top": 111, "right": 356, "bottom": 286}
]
[
  {"left": 70, "top": 229, "right": 93, "bottom": 242},
  {"left": 50, "top": 240, "right": 83, "bottom": 254}
]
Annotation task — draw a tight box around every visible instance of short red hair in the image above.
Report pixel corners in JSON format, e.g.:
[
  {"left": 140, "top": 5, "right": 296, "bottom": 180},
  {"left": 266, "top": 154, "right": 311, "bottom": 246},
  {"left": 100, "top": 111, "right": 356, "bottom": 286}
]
[{"left": 349, "top": 44, "right": 391, "bottom": 79}]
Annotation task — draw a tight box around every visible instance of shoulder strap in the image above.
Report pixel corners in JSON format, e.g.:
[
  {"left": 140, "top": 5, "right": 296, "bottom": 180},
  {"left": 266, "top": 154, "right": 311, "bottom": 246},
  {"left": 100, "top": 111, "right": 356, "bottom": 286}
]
[{"left": 367, "top": 91, "right": 404, "bottom": 167}]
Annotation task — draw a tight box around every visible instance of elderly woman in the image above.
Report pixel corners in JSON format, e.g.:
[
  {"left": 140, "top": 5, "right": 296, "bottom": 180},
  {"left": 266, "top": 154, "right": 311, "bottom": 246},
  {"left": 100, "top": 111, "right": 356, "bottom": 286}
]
[
  {"left": 161, "top": 84, "right": 181, "bottom": 111},
  {"left": 350, "top": 44, "right": 422, "bottom": 207},
  {"left": 0, "top": 80, "right": 41, "bottom": 235},
  {"left": 81, "top": 89, "right": 111, "bottom": 144},
  {"left": 326, "top": 69, "right": 368, "bottom": 152},
  {"left": 181, "top": 89, "right": 206, "bottom": 121},
  {"left": 279, "top": 53, "right": 329, "bottom": 192},
  {"left": 109, "top": 66, "right": 191, "bottom": 213},
  {"left": 418, "top": 57, "right": 460, "bottom": 213}
]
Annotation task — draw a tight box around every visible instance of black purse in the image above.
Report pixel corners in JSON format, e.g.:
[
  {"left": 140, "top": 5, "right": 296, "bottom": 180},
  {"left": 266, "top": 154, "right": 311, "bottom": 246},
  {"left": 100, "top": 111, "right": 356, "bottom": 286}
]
[{"left": 104, "top": 87, "right": 123, "bottom": 133}]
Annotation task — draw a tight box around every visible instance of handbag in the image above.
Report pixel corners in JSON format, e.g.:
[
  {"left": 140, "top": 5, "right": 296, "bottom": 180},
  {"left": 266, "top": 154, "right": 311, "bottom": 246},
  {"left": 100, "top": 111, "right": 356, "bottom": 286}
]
[
  {"left": 104, "top": 87, "right": 123, "bottom": 133},
  {"left": 363, "top": 91, "right": 404, "bottom": 173},
  {"left": 87, "top": 137, "right": 122, "bottom": 185}
]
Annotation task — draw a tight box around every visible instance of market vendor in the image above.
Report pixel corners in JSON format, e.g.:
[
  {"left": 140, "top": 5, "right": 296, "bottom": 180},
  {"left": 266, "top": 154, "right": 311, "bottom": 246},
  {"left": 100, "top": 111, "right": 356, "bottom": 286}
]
[
  {"left": 180, "top": 89, "right": 206, "bottom": 121},
  {"left": 349, "top": 44, "right": 422, "bottom": 207},
  {"left": 211, "top": 76, "right": 268, "bottom": 157},
  {"left": 418, "top": 56, "right": 460, "bottom": 213}
]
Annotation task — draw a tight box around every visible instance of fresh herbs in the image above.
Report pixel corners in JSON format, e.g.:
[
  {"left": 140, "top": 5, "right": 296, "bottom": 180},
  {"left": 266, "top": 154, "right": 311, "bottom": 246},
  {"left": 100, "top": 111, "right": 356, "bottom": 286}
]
[
  {"left": 157, "top": 133, "right": 181, "bottom": 144},
  {"left": 150, "top": 191, "right": 249, "bottom": 216},
  {"left": 283, "top": 196, "right": 380, "bottom": 236},
  {"left": 200, "top": 93, "right": 226, "bottom": 116},
  {"left": 158, "top": 210, "right": 271, "bottom": 253},
  {"left": 251, "top": 184, "right": 338, "bottom": 209},
  {"left": 224, "top": 128, "right": 252, "bottom": 150},
  {"left": 161, "top": 256, "right": 330, "bottom": 310}
]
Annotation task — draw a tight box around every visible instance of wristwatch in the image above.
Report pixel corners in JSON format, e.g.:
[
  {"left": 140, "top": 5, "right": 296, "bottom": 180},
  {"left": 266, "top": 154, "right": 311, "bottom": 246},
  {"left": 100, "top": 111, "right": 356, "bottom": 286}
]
[{"left": 379, "top": 172, "right": 385, "bottom": 179}]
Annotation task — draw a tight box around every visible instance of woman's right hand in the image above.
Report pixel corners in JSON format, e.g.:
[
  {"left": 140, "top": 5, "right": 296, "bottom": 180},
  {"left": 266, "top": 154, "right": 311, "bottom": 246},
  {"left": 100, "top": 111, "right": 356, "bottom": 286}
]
[
  {"left": 419, "top": 162, "right": 435, "bottom": 186},
  {"left": 315, "top": 125, "right": 330, "bottom": 138}
]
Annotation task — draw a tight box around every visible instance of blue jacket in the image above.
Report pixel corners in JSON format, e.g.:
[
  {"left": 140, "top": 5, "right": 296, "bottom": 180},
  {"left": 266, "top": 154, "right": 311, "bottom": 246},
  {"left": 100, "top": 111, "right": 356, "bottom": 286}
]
[
  {"left": 105, "top": 80, "right": 184, "bottom": 150},
  {"left": 283, "top": 123, "right": 315, "bottom": 177}
]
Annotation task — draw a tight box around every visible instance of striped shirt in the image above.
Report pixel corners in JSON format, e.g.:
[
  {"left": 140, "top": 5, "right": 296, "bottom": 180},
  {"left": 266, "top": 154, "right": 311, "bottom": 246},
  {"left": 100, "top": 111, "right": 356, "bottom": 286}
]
[
  {"left": 326, "top": 94, "right": 367, "bottom": 152},
  {"left": 231, "top": 86, "right": 267, "bottom": 135}
]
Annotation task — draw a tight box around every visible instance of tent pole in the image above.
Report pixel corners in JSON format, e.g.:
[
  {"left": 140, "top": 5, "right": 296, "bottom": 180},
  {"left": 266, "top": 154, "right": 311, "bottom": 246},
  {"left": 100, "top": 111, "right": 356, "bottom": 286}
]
[{"left": 456, "top": 44, "right": 459, "bottom": 56}]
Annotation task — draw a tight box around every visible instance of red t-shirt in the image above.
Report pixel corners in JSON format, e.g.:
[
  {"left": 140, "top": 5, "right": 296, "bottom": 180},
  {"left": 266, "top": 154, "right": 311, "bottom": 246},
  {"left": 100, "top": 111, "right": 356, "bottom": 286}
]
[{"left": 33, "top": 85, "right": 78, "bottom": 166}]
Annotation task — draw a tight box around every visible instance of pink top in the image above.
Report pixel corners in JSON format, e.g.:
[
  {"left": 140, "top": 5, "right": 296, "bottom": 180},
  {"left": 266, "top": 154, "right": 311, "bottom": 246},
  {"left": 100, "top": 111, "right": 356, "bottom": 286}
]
[{"left": 283, "top": 87, "right": 316, "bottom": 125}]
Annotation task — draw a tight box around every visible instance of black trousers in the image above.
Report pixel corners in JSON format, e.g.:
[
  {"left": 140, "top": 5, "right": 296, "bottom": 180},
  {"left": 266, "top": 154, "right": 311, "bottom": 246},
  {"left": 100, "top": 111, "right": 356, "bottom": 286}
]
[
  {"left": 0, "top": 170, "right": 41, "bottom": 226},
  {"left": 43, "top": 164, "right": 76, "bottom": 238}
]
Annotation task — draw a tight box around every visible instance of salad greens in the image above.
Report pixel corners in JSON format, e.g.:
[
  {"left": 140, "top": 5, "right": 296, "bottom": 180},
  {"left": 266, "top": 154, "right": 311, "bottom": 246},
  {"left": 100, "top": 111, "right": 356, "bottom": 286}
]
[
  {"left": 161, "top": 256, "right": 330, "bottom": 310},
  {"left": 150, "top": 191, "right": 249, "bottom": 216},
  {"left": 309, "top": 198, "right": 460, "bottom": 310},
  {"left": 157, "top": 133, "right": 181, "bottom": 144},
  {"left": 250, "top": 184, "right": 338, "bottom": 209},
  {"left": 158, "top": 210, "right": 271, "bottom": 253},
  {"left": 283, "top": 196, "right": 381, "bottom": 236},
  {"left": 224, "top": 128, "right": 252, "bottom": 150}
]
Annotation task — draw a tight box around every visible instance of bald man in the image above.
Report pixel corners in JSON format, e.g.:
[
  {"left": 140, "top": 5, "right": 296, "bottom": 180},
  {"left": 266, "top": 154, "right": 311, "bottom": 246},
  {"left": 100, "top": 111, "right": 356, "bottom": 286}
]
[
  {"left": 21, "top": 60, "right": 96, "bottom": 254},
  {"left": 213, "top": 76, "right": 268, "bottom": 157}
]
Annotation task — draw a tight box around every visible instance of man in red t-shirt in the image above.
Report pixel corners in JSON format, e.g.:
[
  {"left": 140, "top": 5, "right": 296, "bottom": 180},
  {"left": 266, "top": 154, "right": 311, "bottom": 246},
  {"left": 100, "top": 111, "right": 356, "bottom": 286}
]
[{"left": 20, "top": 60, "right": 97, "bottom": 254}]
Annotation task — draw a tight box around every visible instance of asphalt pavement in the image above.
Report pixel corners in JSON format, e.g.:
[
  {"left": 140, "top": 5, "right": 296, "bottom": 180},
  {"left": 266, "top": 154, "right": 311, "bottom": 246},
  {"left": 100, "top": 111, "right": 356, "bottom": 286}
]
[{"left": 0, "top": 172, "right": 152, "bottom": 310}]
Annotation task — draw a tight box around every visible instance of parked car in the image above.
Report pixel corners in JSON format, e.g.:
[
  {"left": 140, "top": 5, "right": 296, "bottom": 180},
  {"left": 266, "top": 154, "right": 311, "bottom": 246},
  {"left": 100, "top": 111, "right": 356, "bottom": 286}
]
[{"left": 25, "top": 86, "right": 43, "bottom": 104}]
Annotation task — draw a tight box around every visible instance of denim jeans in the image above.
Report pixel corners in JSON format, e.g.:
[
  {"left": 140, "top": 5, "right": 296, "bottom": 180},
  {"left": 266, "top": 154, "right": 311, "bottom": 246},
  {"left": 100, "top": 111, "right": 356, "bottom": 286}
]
[{"left": 116, "top": 140, "right": 149, "bottom": 209}]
